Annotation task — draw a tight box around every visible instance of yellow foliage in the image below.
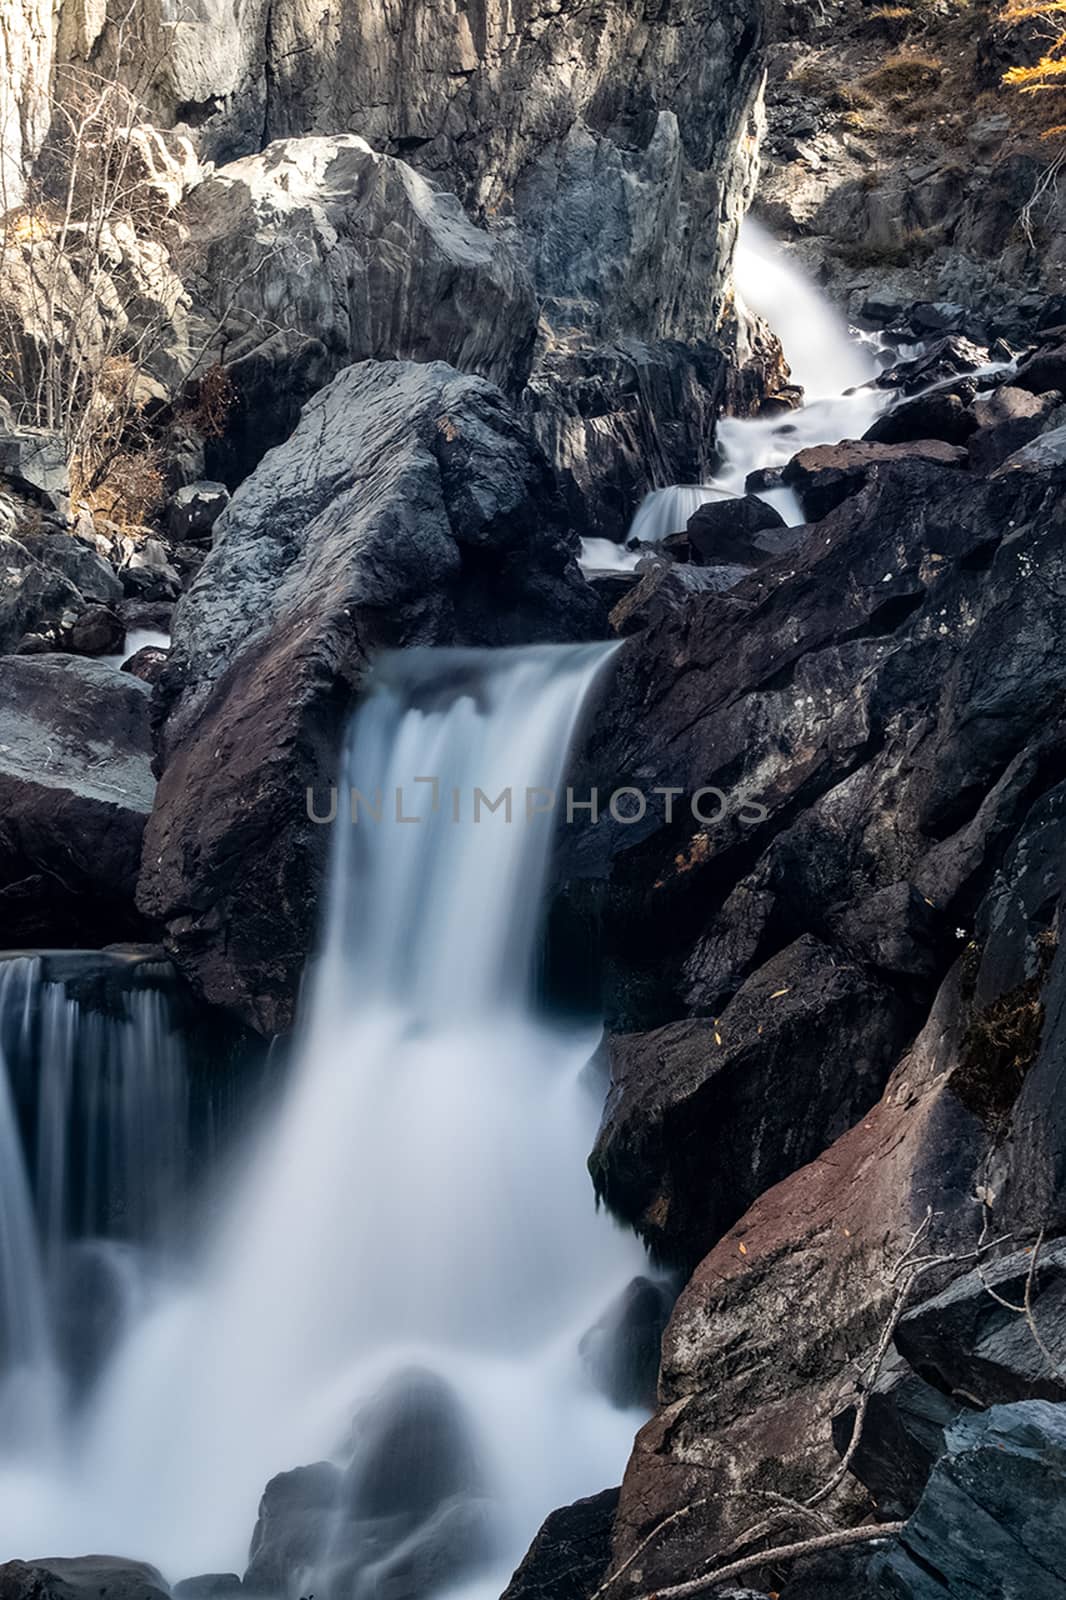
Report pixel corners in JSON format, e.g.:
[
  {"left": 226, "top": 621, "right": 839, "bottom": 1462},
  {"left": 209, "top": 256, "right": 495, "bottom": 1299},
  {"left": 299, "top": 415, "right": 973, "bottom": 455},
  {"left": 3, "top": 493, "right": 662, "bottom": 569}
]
[{"left": 1000, "top": 0, "right": 1066, "bottom": 131}]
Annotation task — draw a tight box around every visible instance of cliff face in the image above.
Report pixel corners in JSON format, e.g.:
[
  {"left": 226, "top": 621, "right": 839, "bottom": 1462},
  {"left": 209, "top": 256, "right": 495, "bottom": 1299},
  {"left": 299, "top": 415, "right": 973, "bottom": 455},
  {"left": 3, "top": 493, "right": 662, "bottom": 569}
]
[{"left": 56, "top": 0, "right": 764, "bottom": 342}]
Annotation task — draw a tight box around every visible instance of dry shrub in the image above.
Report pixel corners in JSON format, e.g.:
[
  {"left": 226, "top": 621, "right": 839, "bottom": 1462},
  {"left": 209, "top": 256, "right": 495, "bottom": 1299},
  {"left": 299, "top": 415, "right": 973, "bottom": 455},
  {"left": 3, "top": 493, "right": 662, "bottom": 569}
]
[
  {"left": 861, "top": 52, "right": 944, "bottom": 100},
  {"left": 186, "top": 362, "right": 235, "bottom": 440},
  {"left": 79, "top": 445, "right": 164, "bottom": 530}
]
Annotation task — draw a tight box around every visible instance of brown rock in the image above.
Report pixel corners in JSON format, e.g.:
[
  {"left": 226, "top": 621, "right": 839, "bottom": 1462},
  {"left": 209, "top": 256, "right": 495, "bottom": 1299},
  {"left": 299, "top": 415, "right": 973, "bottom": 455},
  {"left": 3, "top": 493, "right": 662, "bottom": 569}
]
[{"left": 783, "top": 438, "right": 969, "bottom": 521}]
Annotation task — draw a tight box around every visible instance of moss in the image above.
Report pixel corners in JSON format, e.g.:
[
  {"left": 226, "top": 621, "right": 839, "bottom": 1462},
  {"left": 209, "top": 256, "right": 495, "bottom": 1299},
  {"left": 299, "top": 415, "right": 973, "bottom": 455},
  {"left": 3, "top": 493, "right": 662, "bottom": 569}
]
[{"left": 955, "top": 929, "right": 1057, "bottom": 1129}]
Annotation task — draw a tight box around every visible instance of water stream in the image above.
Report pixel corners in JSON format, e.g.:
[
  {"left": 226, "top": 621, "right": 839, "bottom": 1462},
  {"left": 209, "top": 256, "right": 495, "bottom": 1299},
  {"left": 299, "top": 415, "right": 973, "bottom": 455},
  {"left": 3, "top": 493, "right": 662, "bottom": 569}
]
[{"left": 0, "top": 648, "right": 649, "bottom": 1597}]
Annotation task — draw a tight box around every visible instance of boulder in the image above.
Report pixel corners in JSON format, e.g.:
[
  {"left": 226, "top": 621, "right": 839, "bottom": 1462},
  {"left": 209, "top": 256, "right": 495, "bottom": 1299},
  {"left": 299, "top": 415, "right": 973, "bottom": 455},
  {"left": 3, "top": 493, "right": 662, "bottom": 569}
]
[
  {"left": 500, "top": 1488, "right": 620, "bottom": 1600},
  {"left": 1013, "top": 341, "right": 1066, "bottom": 396},
  {"left": 120, "top": 538, "right": 183, "bottom": 600},
  {"left": 0, "top": 427, "right": 69, "bottom": 510},
  {"left": 590, "top": 935, "right": 906, "bottom": 1267},
  {"left": 0, "top": 523, "right": 124, "bottom": 654},
  {"left": 995, "top": 419, "right": 1066, "bottom": 476},
  {"left": 173, "top": 1579, "right": 241, "bottom": 1600},
  {"left": 783, "top": 438, "right": 969, "bottom": 521},
  {"left": 831, "top": 1352, "right": 961, "bottom": 1519},
  {"left": 139, "top": 359, "right": 600, "bottom": 1033},
  {"left": 876, "top": 1402, "right": 1066, "bottom": 1596},
  {"left": 63, "top": 603, "right": 125, "bottom": 656},
  {"left": 0, "top": 1561, "right": 168, "bottom": 1600},
  {"left": 877, "top": 336, "right": 989, "bottom": 394},
  {"left": 967, "top": 384, "right": 1063, "bottom": 473},
  {"left": 165, "top": 480, "right": 230, "bottom": 542},
  {"left": 865, "top": 390, "right": 978, "bottom": 448},
  {"left": 579, "top": 1277, "right": 673, "bottom": 1410},
  {"left": 243, "top": 1460, "right": 342, "bottom": 1597},
  {"left": 894, "top": 1238, "right": 1066, "bottom": 1406},
  {"left": 609, "top": 560, "right": 752, "bottom": 637},
  {"left": 186, "top": 135, "right": 537, "bottom": 402},
  {"left": 0, "top": 656, "right": 154, "bottom": 945},
  {"left": 683, "top": 492, "right": 791, "bottom": 566}
]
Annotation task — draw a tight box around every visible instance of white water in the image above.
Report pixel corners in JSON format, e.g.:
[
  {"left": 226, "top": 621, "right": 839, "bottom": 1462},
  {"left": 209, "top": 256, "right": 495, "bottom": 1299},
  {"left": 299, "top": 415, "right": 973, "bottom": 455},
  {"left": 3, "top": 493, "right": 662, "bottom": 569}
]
[
  {"left": 580, "top": 217, "right": 888, "bottom": 569},
  {"left": 0, "top": 647, "right": 648, "bottom": 1596}
]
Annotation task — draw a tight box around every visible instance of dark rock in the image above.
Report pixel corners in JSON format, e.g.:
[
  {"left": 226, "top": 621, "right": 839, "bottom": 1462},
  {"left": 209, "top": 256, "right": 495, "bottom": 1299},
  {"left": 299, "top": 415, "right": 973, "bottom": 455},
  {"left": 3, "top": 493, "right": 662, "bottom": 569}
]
[
  {"left": 0, "top": 657, "right": 154, "bottom": 946},
  {"left": 343, "top": 1368, "right": 483, "bottom": 1521},
  {"left": 876, "top": 1401, "right": 1066, "bottom": 1597},
  {"left": 1013, "top": 341, "right": 1066, "bottom": 396},
  {"left": 0, "top": 525, "right": 124, "bottom": 654},
  {"left": 895, "top": 1238, "right": 1066, "bottom": 1406},
  {"left": 500, "top": 1488, "right": 620, "bottom": 1600},
  {"left": 122, "top": 645, "right": 170, "bottom": 685},
  {"left": 579, "top": 1277, "right": 673, "bottom": 1410},
  {"left": 244, "top": 1460, "right": 342, "bottom": 1597},
  {"left": 609, "top": 560, "right": 752, "bottom": 637},
  {"left": 0, "top": 1559, "right": 168, "bottom": 1600},
  {"left": 165, "top": 480, "right": 230, "bottom": 542},
  {"left": 119, "top": 599, "right": 174, "bottom": 634},
  {"left": 120, "top": 539, "right": 183, "bottom": 601},
  {"left": 203, "top": 329, "right": 332, "bottom": 490},
  {"left": 783, "top": 438, "right": 968, "bottom": 521},
  {"left": 967, "top": 384, "right": 1063, "bottom": 473},
  {"left": 586, "top": 570, "right": 643, "bottom": 610},
  {"left": 63, "top": 603, "right": 124, "bottom": 656},
  {"left": 684, "top": 493, "right": 789, "bottom": 566},
  {"left": 0, "top": 427, "right": 69, "bottom": 510},
  {"left": 139, "top": 359, "right": 600, "bottom": 1032},
  {"left": 865, "top": 390, "right": 978, "bottom": 448},
  {"left": 909, "top": 300, "right": 968, "bottom": 335},
  {"left": 590, "top": 936, "right": 906, "bottom": 1267},
  {"left": 831, "top": 1353, "right": 961, "bottom": 1519},
  {"left": 995, "top": 419, "right": 1066, "bottom": 475},
  {"left": 877, "top": 336, "right": 990, "bottom": 395}
]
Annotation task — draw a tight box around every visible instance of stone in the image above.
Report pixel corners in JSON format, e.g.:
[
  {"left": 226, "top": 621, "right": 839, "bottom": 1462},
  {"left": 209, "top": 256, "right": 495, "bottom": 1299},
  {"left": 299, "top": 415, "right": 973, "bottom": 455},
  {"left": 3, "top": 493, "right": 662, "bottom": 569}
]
[
  {"left": 0, "top": 656, "right": 154, "bottom": 946},
  {"left": 967, "top": 384, "right": 1063, "bottom": 473},
  {"left": 186, "top": 134, "right": 538, "bottom": 400},
  {"left": 831, "top": 1353, "right": 961, "bottom": 1519},
  {"left": 877, "top": 337, "right": 990, "bottom": 395},
  {"left": 243, "top": 1460, "right": 342, "bottom": 1597},
  {"left": 63, "top": 604, "right": 125, "bottom": 656},
  {"left": 995, "top": 420, "right": 1066, "bottom": 475},
  {"left": 165, "top": 480, "right": 230, "bottom": 542},
  {"left": 876, "top": 1402, "right": 1066, "bottom": 1597},
  {"left": 894, "top": 1238, "right": 1066, "bottom": 1406},
  {"left": 590, "top": 935, "right": 906, "bottom": 1267},
  {"left": 783, "top": 438, "right": 968, "bottom": 521},
  {"left": 121, "top": 539, "right": 183, "bottom": 600},
  {"left": 865, "top": 390, "right": 978, "bottom": 448},
  {"left": 138, "top": 360, "right": 601, "bottom": 1033},
  {"left": 1013, "top": 341, "right": 1066, "bottom": 396},
  {"left": 609, "top": 560, "right": 753, "bottom": 637},
  {"left": 0, "top": 427, "right": 69, "bottom": 511},
  {"left": 0, "top": 1560, "right": 168, "bottom": 1600},
  {"left": 683, "top": 493, "right": 790, "bottom": 566},
  {"left": 122, "top": 646, "right": 170, "bottom": 686},
  {"left": 173, "top": 1578, "right": 241, "bottom": 1600},
  {"left": 579, "top": 1277, "right": 673, "bottom": 1411},
  {"left": 500, "top": 1488, "right": 620, "bottom": 1600}
]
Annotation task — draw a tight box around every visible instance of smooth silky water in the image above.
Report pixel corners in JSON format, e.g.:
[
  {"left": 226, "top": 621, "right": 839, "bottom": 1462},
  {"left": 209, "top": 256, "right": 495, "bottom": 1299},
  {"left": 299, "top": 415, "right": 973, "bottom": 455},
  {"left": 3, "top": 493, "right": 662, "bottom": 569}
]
[{"left": 0, "top": 645, "right": 650, "bottom": 1598}]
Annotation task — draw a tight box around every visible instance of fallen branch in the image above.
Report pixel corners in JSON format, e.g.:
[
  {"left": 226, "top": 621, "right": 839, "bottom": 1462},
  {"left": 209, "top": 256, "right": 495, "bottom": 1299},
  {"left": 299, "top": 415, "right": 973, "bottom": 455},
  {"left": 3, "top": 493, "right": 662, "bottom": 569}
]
[{"left": 633, "top": 1520, "right": 906, "bottom": 1599}]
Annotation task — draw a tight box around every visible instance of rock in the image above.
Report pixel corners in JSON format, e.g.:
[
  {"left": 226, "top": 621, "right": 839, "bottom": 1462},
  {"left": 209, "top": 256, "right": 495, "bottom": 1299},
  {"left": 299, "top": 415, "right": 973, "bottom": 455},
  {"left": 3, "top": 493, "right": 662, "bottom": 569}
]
[
  {"left": 910, "top": 300, "right": 968, "bottom": 335},
  {"left": 995, "top": 420, "right": 1066, "bottom": 475},
  {"left": 876, "top": 1402, "right": 1066, "bottom": 1597},
  {"left": 783, "top": 438, "right": 969, "bottom": 520},
  {"left": 63, "top": 604, "right": 125, "bottom": 656},
  {"left": 0, "top": 1559, "right": 168, "bottom": 1600},
  {"left": 831, "top": 1353, "right": 961, "bottom": 1519},
  {"left": 173, "top": 1578, "right": 241, "bottom": 1600},
  {"left": 1013, "top": 341, "right": 1066, "bottom": 396},
  {"left": 683, "top": 493, "right": 790, "bottom": 566},
  {"left": 138, "top": 359, "right": 600, "bottom": 1033},
  {"left": 590, "top": 936, "right": 906, "bottom": 1267},
  {"left": 609, "top": 560, "right": 753, "bottom": 637},
  {"left": 0, "top": 427, "right": 69, "bottom": 510},
  {"left": 967, "top": 384, "right": 1063, "bottom": 473},
  {"left": 0, "top": 656, "right": 154, "bottom": 945},
  {"left": 579, "top": 1277, "right": 673, "bottom": 1410},
  {"left": 243, "top": 1460, "right": 342, "bottom": 1597},
  {"left": 865, "top": 391, "right": 978, "bottom": 448},
  {"left": 121, "top": 539, "right": 183, "bottom": 600},
  {"left": 122, "top": 646, "right": 170, "bottom": 685},
  {"left": 877, "top": 337, "right": 990, "bottom": 395},
  {"left": 187, "top": 134, "right": 538, "bottom": 401},
  {"left": 894, "top": 1238, "right": 1066, "bottom": 1406},
  {"left": 500, "top": 1488, "right": 620, "bottom": 1600},
  {"left": 165, "top": 480, "right": 230, "bottom": 542}
]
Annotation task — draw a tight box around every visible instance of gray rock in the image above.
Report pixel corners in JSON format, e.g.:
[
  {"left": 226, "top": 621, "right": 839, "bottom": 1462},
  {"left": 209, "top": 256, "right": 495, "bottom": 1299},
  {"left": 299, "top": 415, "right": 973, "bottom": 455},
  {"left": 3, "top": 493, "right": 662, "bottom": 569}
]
[
  {"left": 121, "top": 539, "right": 183, "bottom": 600},
  {"left": 187, "top": 134, "right": 537, "bottom": 399},
  {"left": 877, "top": 1401, "right": 1066, "bottom": 1596},
  {"left": 501, "top": 1488, "right": 620, "bottom": 1600},
  {"left": 996, "top": 420, "right": 1066, "bottom": 475},
  {"left": 831, "top": 1352, "right": 961, "bottom": 1519},
  {"left": 579, "top": 1277, "right": 673, "bottom": 1410},
  {"left": 166, "top": 480, "right": 230, "bottom": 542},
  {"left": 0, "top": 656, "right": 154, "bottom": 945},
  {"left": 0, "top": 1559, "right": 168, "bottom": 1600},
  {"left": 968, "top": 385, "right": 1063, "bottom": 472},
  {"left": 0, "top": 427, "right": 69, "bottom": 510},
  {"left": 138, "top": 359, "right": 601, "bottom": 1032}
]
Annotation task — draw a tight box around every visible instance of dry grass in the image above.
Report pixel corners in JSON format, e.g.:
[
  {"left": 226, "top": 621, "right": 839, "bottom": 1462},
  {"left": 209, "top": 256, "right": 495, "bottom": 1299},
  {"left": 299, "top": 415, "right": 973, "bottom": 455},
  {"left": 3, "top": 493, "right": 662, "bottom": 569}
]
[{"left": 860, "top": 51, "right": 944, "bottom": 101}]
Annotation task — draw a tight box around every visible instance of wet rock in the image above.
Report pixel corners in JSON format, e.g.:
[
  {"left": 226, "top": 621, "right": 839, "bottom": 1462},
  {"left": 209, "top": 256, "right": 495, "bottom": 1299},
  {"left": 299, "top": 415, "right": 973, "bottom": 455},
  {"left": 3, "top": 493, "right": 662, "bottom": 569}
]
[
  {"left": 165, "top": 480, "right": 230, "bottom": 543},
  {"left": 140, "top": 359, "right": 599, "bottom": 1033},
  {"left": 188, "top": 134, "right": 537, "bottom": 401},
  {"left": 609, "top": 560, "right": 752, "bottom": 637},
  {"left": 876, "top": 1401, "right": 1066, "bottom": 1597},
  {"left": 995, "top": 419, "right": 1066, "bottom": 475},
  {"left": 783, "top": 438, "right": 968, "bottom": 520},
  {"left": 877, "top": 337, "right": 990, "bottom": 395},
  {"left": 0, "top": 1559, "right": 169, "bottom": 1600},
  {"left": 590, "top": 936, "right": 906, "bottom": 1267},
  {"left": 831, "top": 1352, "right": 961, "bottom": 1519},
  {"left": 967, "top": 384, "right": 1063, "bottom": 473},
  {"left": 122, "top": 646, "right": 170, "bottom": 686},
  {"left": 1013, "top": 341, "right": 1066, "bottom": 396},
  {"left": 683, "top": 493, "right": 790, "bottom": 566},
  {"left": 580, "top": 1277, "right": 673, "bottom": 1410},
  {"left": 63, "top": 603, "right": 125, "bottom": 656},
  {"left": 894, "top": 1238, "right": 1066, "bottom": 1406},
  {"left": 244, "top": 1460, "right": 342, "bottom": 1597},
  {"left": 501, "top": 1487, "right": 620, "bottom": 1600},
  {"left": 0, "top": 656, "right": 154, "bottom": 946},
  {"left": 865, "top": 390, "right": 978, "bottom": 448}
]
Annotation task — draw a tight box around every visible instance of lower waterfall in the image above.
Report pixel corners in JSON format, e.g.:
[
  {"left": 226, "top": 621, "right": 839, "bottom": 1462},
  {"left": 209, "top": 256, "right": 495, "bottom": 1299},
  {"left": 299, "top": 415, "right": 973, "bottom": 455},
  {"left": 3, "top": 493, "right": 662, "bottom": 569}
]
[{"left": 0, "top": 646, "right": 650, "bottom": 1598}]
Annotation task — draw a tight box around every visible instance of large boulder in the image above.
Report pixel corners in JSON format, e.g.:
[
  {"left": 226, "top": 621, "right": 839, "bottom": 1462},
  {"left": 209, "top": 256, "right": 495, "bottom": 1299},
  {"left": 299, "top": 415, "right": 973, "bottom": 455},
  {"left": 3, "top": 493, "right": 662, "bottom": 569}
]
[
  {"left": 0, "top": 1560, "right": 168, "bottom": 1600},
  {"left": 0, "top": 656, "right": 154, "bottom": 944},
  {"left": 782, "top": 438, "right": 969, "bottom": 521},
  {"left": 186, "top": 134, "right": 538, "bottom": 408},
  {"left": 138, "top": 359, "right": 600, "bottom": 1032},
  {"left": 877, "top": 1402, "right": 1066, "bottom": 1597},
  {"left": 500, "top": 1488, "right": 620, "bottom": 1600}
]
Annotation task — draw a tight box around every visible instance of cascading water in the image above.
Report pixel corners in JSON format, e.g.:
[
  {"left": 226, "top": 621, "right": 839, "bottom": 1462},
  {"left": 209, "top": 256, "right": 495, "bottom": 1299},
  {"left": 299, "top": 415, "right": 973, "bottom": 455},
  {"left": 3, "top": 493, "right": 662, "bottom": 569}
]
[
  {"left": 0, "top": 646, "right": 650, "bottom": 1599},
  {"left": 580, "top": 216, "right": 888, "bottom": 568}
]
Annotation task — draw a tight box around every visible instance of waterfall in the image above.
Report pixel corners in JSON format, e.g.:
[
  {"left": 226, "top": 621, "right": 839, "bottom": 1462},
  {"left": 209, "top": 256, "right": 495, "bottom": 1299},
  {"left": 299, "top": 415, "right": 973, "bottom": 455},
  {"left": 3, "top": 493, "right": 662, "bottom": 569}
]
[{"left": 0, "top": 646, "right": 650, "bottom": 1598}]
